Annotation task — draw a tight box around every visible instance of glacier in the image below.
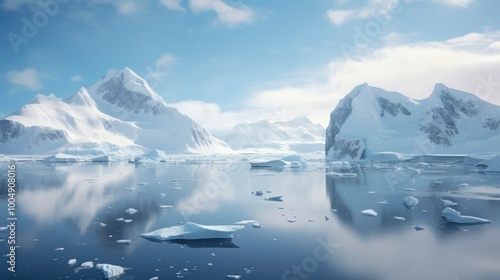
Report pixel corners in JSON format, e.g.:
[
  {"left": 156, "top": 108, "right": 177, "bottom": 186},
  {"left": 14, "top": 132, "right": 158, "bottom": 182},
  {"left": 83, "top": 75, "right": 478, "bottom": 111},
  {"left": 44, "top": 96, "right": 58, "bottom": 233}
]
[
  {"left": 223, "top": 116, "right": 325, "bottom": 153},
  {"left": 0, "top": 67, "right": 231, "bottom": 160},
  {"left": 326, "top": 83, "right": 500, "bottom": 161}
]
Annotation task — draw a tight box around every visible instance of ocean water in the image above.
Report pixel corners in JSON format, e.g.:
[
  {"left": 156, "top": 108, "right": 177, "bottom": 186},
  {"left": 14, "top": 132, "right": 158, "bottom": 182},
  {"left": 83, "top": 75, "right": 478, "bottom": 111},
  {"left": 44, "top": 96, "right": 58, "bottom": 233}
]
[{"left": 1, "top": 155, "right": 499, "bottom": 280}]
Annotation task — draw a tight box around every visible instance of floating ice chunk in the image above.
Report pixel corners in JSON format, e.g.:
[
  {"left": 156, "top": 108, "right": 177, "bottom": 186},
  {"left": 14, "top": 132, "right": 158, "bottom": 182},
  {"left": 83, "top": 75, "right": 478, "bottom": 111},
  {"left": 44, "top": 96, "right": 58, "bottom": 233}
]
[
  {"left": 414, "top": 226, "right": 425, "bottom": 231},
  {"left": 287, "top": 219, "right": 297, "bottom": 223},
  {"left": 115, "top": 218, "right": 124, "bottom": 221},
  {"left": 81, "top": 261, "right": 94, "bottom": 268},
  {"left": 207, "top": 263, "right": 213, "bottom": 266},
  {"left": 266, "top": 196, "right": 283, "bottom": 202},
  {"left": 234, "top": 220, "right": 259, "bottom": 225},
  {"left": 361, "top": 209, "right": 377, "bottom": 217},
  {"left": 149, "top": 277, "right": 159, "bottom": 280},
  {"left": 140, "top": 222, "right": 245, "bottom": 241},
  {"left": 68, "top": 259, "right": 77, "bottom": 266},
  {"left": 377, "top": 199, "right": 388, "bottom": 204},
  {"left": 441, "top": 207, "right": 491, "bottom": 224},
  {"left": 403, "top": 188, "right": 415, "bottom": 192},
  {"left": 393, "top": 216, "right": 405, "bottom": 221},
  {"left": 116, "top": 239, "right": 131, "bottom": 245},
  {"left": 441, "top": 199, "right": 458, "bottom": 207},
  {"left": 96, "top": 263, "right": 125, "bottom": 279},
  {"left": 54, "top": 247, "right": 64, "bottom": 251},
  {"left": 159, "top": 204, "right": 174, "bottom": 209},
  {"left": 325, "top": 216, "right": 330, "bottom": 221},
  {"left": 251, "top": 222, "right": 261, "bottom": 228},
  {"left": 253, "top": 191, "right": 264, "bottom": 196},
  {"left": 403, "top": 196, "right": 419, "bottom": 209},
  {"left": 125, "top": 208, "right": 138, "bottom": 215},
  {"left": 250, "top": 158, "right": 287, "bottom": 168},
  {"left": 99, "top": 223, "right": 107, "bottom": 227},
  {"left": 226, "top": 275, "right": 242, "bottom": 279},
  {"left": 124, "top": 219, "right": 133, "bottom": 223}
]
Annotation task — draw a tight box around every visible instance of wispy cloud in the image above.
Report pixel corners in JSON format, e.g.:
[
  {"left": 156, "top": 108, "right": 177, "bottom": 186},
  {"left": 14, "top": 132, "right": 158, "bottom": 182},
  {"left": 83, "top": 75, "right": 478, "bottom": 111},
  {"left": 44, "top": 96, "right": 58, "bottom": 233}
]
[
  {"left": 327, "top": 0, "right": 401, "bottom": 26},
  {"left": 6, "top": 68, "right": 44, "bottom": 90},
  {"left": 70, "top": 75, "right": 83, "bottom": 82},
  {"left": 145, "top": 53, "right": 179, "bottom": 87},
  {"left": 435, "top": 0, "right": 474, "bottom": 7},
  {"left": 160, "top": 0, "right": 257, "bottom": 27}
]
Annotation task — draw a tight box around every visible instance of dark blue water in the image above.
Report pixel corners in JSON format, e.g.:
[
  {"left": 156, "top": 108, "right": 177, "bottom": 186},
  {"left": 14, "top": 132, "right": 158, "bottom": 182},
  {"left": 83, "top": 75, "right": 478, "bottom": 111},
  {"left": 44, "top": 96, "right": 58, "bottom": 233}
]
[{"left": 1, "top": 156, "right": 500, "bottom": 280}]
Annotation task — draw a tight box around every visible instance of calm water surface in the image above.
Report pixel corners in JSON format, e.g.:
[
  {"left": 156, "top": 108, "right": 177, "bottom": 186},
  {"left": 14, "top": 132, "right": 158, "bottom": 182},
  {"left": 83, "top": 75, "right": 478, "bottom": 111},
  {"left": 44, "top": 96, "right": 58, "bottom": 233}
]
[{"left": 1, "top": 155, "right": 499, "bottom": 280}]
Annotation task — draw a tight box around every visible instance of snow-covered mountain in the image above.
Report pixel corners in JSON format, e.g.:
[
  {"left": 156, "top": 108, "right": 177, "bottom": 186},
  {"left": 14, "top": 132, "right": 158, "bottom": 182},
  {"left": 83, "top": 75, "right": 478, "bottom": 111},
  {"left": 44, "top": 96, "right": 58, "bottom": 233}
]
[
  {"left": 223, "top": 116, "right": 325, "bottom": 152},
  {"left": 0, "top": 67, "right": 230, "bottom": 160},
  {"left": 325, "top": 83, "right": 500, "bottom": 160}
]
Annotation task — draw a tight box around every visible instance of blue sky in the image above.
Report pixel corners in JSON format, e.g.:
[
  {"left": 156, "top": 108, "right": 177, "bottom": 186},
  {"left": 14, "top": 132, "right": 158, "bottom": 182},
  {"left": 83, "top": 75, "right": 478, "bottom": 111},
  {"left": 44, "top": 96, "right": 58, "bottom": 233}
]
[{"left": 2, "top": 0, "right": 500, "bottom": 132}]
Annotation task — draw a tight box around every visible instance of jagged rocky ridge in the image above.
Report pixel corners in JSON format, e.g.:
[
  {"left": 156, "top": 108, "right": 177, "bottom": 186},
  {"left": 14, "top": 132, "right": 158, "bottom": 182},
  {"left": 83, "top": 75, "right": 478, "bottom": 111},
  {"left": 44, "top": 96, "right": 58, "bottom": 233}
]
[{"left": 326, "top": 83, "right": 500, "bottom": 160}]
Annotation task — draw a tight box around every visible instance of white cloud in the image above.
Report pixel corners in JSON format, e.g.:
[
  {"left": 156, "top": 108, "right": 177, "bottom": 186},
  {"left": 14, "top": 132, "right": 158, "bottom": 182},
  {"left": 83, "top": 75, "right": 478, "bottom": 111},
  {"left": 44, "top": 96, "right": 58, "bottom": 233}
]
[
  {"left": 326, "top": 0, "right": 401, "bottom": 26},
  {"left": 435, "top": 0, "right": 474, "bottom": 7},
  {"left": 88, "top": 0, "right": 141, "bottom": 15},
  {"left": 171, "top": 31, "right": 500, "bottom": 132},
  {"left": 6, "top": 68, "right": 44, "bottom": 90},
  {"left": 70, "top": 75, "right": 83, "bottom": 82},
  {"left": 160, "top": 0, "right": 256, "bottom": 27},
  {"left": 159, "top": 0, "right": 185, "bottom": 11}
]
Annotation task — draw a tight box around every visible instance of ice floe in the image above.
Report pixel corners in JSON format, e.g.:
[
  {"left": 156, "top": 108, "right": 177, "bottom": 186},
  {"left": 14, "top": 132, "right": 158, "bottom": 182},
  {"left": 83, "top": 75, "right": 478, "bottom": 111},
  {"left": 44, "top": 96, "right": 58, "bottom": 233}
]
[
  {"left": 441, "top": 207, "right": 491, "bottom": 224},
  {"left": 393, "top": 216, "right": 406, "bottom": 221},
  {"left": 81, "top": 261, "right": 94, "bottom": 268},
  {"left": 116, "top": 239, "right": 131, "bottom": 245},
  {"left": 68, "top": 259, "right": 77, "bottom": 266},
  {"left": 125, "top": 208, "right": 137, "bottom": 215},
  {"left": 140, "top": 222, "right": 245, "bottom": 241},
  {"left": 266, "top": 196, "right": 283, "bottom": 202},
  {"left": 226, "top": 275, "right": 242, "bottom": 279},
  {"left": 403, "top": 196, "right": 419, "bottom": 209},
  {"left": 441, "top": 199, "right": 458, "bottom": 207},
  {"left": 96, "top": 263, "right": 125, "bottom": 279},
  {"left": 361, "top": 209, "right": 378, "bottom": 217},
  {"left": 250, "top": 155, "right": 307, "bottom": 169}
]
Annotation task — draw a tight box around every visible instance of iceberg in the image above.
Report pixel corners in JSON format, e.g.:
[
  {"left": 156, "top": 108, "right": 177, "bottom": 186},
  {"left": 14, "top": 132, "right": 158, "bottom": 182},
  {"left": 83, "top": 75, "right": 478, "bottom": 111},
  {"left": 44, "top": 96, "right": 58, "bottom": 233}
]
[
  {"left": 125, "top": 208, "right": 137, "bottom": 215},
  {"left": 361, "top": 209, "right": 378, "bottom": 217},
  {"left": 441, "top": 207, "right": 491, "bottom": 224},
  {"left": 96, "top": 263, "right": 125, "bottom": 279},
  {"left": 140, "top": 222, "right": 245, "bottom": 241},
  {"left": 403, "top": 196, "right": 419, "bottom": 209},
  {"left": 250, "top": 155, "right": 307, "bottom": 169}
]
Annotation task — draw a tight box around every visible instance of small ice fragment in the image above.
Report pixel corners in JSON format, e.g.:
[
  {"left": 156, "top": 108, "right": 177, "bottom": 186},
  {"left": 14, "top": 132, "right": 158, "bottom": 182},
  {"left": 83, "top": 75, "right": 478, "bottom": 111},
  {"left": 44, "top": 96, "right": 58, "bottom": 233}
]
[
  {"left": 99, "top": 223, "right": 107, "bottom": 227},
  {"left": 226, "top": 275, "right": 242, "bottom": 279},
  {"left": 367, "top": 191, "right": 375, "bottom": 194},
  {"left": 96, "top": 263, "right": 124, "bottom": 279},
  {"left": 137, "top": 182, "right": 148, "bottom": 185},
  {"left": 183, "top": 268, "right": 188, "bottom": 272},
  {"left": 207, "top": 263, "right": 213, "bottom": 266},
  {"left": 150, "top": 277, "right": 159, "bottom": 280},
  {"left": 414, "top": 226, "right": 425, "bottom": 231},
  {"left": 252, "top": 222, "right": 261, "bottom": 228},
  {"left": 68, "top": 259, "right": 77, "bottom": 266},
  {"left": 125, "top": 208, "right": 138, "bottom": 215},
  {"left": 308, "top": 219, "right": 315, "bottom": 222},
  {"left": 287, "top": 219, "right": 297, "bottom": 223},
  {"left": 54, "top": 247, "right": 64, "bottom": 251},
  {"left": 159, "top": 204, "right": 174, "bottom": 209},
  {"left": 115, "top": 218, "right": 124, "bottom": 221},
  {"left": 403, "top": 188, "right": 415, "bottom": 191},
  {"left": 378, "top": 199, "right": 388, "bottom": 204},
  {"left": 330, "top": 209, "right": 337, "bottom": 212},
  {"left": 324, "top": 216, "right": 330, "bottom": 221},
  {"left": 361, "top": 209, "right": 377, "bottom": 217},
  {"left": 403, "top": 196, "right": 419, "bottom": 209},
  {"left": 124, "top": 219, "right": 133, "bottom": 223},
  {"left": 441, "top": 199, "right": 458, "bottom": 207},
  {"left": 116, "top": 239, "right": 131, "bottom": 245},
  {"left": 234, "top": 220, "right": 260, "bottom": 225},
  {"left": 393, "top": 216, "right": 406, "bottom": 221},
  {"left": 441, "top": 207, "right": 491, "bottom": 224},
  {"left": 254, "top": 191, "right": 263, "bottom": 196},
  {"left": 81, "top": 261, "right": 94, "bottom": 268},
  {"left": 459, "top": 183, "right": 469, "bottom": 187},
  {"left": 266, "top": 196, "right": 283, "bottom": 202},
  {"left": 108, "top": 235, "right": 113, "bottom": 238}
]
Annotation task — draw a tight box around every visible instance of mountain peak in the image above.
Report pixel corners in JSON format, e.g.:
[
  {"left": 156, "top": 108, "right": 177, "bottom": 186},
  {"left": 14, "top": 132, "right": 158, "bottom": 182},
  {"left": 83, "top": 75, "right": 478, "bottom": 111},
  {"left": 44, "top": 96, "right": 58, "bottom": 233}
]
[
  {"left": 65, "top": 87, "right": 96, "bottom": 107},
  {"left": 89, "top": 67, "right": 168, "bottom": 116}
]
